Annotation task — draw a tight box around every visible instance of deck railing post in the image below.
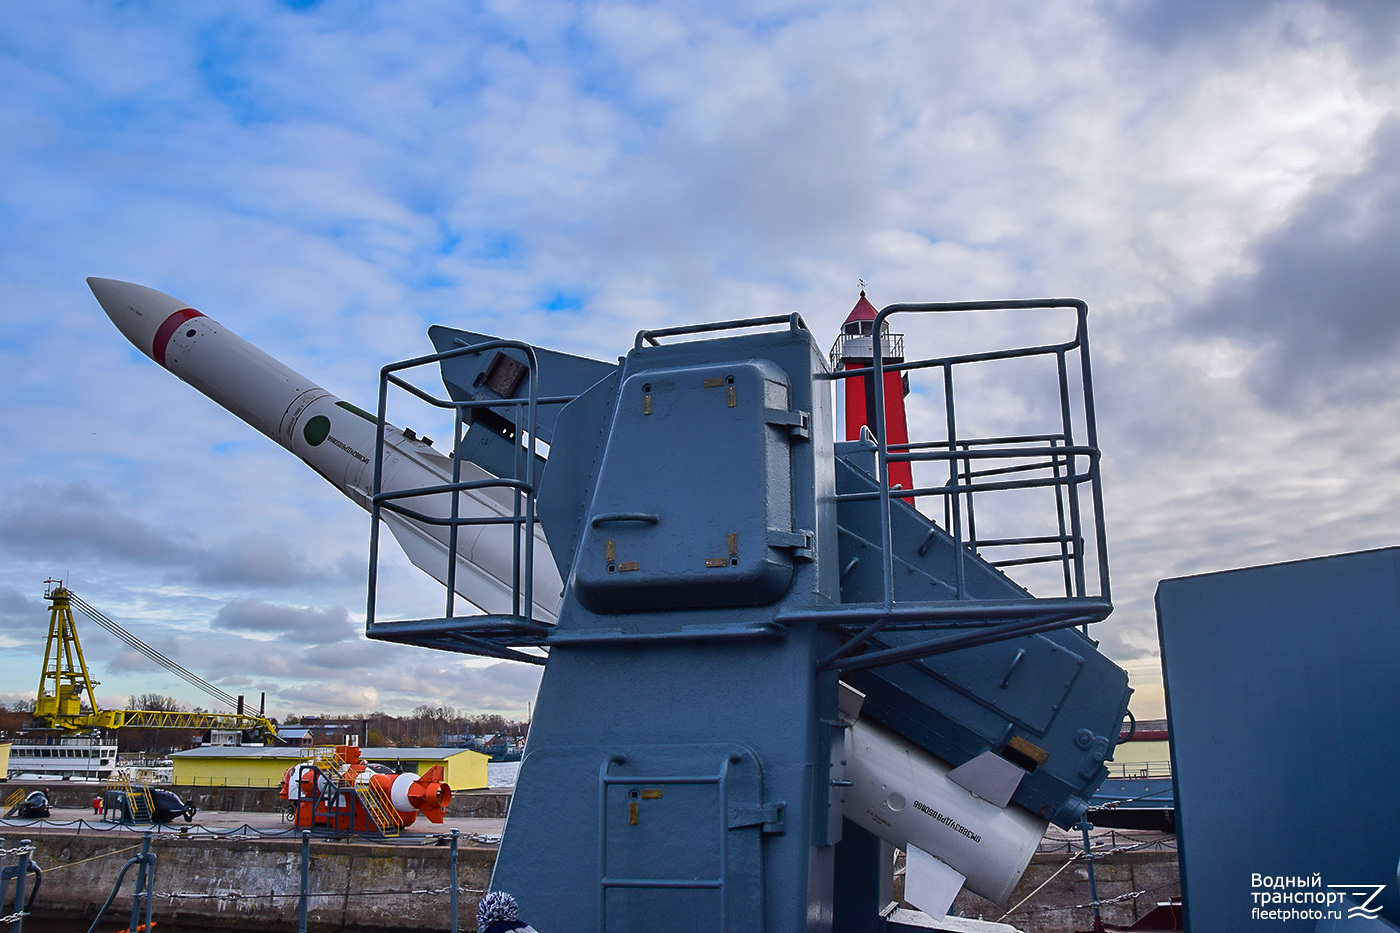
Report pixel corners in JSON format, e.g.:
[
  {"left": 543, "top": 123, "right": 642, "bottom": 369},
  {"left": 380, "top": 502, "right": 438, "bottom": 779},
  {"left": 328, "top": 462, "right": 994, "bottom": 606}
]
[
  {"left": 1078, "top": 820, "right": 1104, "bottom": 933},
  {"left": 298, "top": 830, "right": 311, "bottom": 933},
  {"left": 128, "top": 831, "right": 153, "bottom": 933},
  {"left": 12, "top": 839, "right": 29, "bottom": 933},
  {"left": 450, "top": 828, "right": 460, "bottom": 933}
]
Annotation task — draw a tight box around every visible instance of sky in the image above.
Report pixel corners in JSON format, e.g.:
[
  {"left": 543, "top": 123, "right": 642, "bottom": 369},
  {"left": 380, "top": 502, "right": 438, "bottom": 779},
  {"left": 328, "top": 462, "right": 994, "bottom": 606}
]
[{"left": 2, "top": 0, "right": 1398, "bottom": 723}]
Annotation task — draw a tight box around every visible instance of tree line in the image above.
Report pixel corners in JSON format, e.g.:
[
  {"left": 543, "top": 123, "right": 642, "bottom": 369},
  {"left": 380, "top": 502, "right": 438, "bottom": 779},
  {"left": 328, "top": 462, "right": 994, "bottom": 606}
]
[
  {"left": 285, "top": 704, "right": 528, "bottom": 748},
  {"left": 0, "top": 696, "right": 528, "bottom": 755}
]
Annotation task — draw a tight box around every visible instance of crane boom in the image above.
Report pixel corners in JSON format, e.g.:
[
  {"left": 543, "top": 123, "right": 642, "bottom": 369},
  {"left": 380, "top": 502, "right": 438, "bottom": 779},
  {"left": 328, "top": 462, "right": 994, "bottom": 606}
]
[{"left": 33, "top": 582, "right": 278, "bottom": 743}]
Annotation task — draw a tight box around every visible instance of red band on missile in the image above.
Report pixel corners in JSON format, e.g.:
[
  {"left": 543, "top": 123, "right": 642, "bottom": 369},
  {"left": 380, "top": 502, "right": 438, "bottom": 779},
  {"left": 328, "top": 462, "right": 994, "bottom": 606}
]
[{"left": 152, "top": 308, "right": 205, "bottom": 368}]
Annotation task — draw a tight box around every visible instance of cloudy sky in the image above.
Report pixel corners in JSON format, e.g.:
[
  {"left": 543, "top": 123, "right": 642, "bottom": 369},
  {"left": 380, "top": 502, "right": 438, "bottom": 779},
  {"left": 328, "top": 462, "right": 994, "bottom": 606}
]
[{"left": 2, "top": 0, "right": 1397, "bottom": 722}]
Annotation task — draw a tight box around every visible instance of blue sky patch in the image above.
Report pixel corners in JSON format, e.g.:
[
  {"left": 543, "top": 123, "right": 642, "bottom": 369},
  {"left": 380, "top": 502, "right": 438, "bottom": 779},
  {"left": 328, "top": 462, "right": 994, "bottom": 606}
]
[{"left": 541, "top": 289, "right": 586, "bottom": 313}]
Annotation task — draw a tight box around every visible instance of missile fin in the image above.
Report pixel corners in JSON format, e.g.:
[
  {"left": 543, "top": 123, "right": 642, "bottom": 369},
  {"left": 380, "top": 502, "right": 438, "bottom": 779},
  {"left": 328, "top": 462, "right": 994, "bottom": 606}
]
[
  {"left": 946, "top": 750, "right": 1027, "bottom": 809},
  {"left": 381, "top": 511, "right": 494, "bottom": 612},
  {"left": 904, "top": 844, "right": 966, "bottom": 920}
]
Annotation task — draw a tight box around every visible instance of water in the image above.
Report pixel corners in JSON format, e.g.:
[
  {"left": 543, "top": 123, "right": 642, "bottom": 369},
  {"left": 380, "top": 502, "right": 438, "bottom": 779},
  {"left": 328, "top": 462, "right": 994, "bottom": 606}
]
[
  {"left": 486, "top": 760, "right": 519, "bottom": 788},
  {"left": 26, "top": 918, "right": 208, "bottom": 932}
]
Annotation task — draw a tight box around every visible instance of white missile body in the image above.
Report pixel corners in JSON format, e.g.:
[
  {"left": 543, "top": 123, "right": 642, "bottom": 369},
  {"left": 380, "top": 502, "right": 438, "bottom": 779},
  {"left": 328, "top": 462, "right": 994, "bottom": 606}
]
[
  {"left": 837, "top": 685, "right": 1046, "bottom": 915},
  {"left": 88, "top": 277, "right": 561, "bottom": 623}
]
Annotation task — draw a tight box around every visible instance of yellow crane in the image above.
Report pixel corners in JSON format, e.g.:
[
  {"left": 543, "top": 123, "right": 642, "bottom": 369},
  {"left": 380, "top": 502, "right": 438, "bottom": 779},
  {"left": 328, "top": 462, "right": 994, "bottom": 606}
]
[{"left": 34, "top": 581, "right": 278, "bottom": 742}]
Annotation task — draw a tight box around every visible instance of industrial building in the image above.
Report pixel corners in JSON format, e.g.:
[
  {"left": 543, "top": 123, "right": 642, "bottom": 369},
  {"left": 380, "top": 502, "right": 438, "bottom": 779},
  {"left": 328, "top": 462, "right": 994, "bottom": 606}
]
[{"left": 171, "top": 745, "right": 488, "bottom": 789}]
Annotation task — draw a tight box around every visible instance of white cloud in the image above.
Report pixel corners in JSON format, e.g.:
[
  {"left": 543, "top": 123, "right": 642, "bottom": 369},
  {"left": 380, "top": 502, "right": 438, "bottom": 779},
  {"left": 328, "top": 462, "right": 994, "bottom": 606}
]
[{"left": 0, "top": 0, "right": 1397, "bottom": 720}]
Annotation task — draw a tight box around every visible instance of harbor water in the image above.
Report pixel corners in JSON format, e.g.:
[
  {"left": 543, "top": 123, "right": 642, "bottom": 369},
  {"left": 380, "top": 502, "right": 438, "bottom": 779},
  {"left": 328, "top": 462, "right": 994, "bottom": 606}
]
[{"left": 485, "top": 760, "right": 519, "bottom": 788}]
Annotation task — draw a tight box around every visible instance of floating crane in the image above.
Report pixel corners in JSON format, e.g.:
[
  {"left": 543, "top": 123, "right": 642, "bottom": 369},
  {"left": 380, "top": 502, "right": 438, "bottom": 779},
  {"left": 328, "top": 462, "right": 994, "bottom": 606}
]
[{"left": 33, "top": 580, "right": 277, "bottom": 742}]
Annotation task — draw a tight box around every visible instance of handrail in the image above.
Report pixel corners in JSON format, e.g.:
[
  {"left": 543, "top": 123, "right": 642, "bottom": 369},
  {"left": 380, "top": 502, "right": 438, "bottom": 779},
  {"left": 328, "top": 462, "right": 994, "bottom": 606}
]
[
  {"left": 361, "top": 298, "right": 1113, "bottom": 669},
  {"left": 366, "top": 336, "right": 553, "bottom": 637},
  {"left": 838, "top": 298, "right": 1110, "bottom": 632},
  {"left": 635, "top": 312, "right": 807, "bottom": 349},
  {"left": 359, "top": 778, "right": 403, "bottom": 833}
]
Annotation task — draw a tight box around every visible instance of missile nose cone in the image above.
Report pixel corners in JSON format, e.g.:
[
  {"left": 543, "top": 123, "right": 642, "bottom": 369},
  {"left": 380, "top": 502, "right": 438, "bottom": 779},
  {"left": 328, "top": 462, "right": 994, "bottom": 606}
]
[{"left": 87, "top": 277, "right": 203, "bottom": 366}]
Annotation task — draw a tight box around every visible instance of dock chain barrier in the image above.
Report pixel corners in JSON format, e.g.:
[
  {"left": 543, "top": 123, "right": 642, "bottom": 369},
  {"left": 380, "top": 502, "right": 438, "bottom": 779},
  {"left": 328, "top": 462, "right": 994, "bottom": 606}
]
[
  {"left": 0, "top": 815, "right": 503, "bottom": 847},
  {"left": 10, "top": 824, "right": 489, "bottom": 929},
  {"left": 0, "top": 839, "right": 41, "bottom": 931},
  {"left": 82, "top": 831, "right": 156, "bottom": 933}
]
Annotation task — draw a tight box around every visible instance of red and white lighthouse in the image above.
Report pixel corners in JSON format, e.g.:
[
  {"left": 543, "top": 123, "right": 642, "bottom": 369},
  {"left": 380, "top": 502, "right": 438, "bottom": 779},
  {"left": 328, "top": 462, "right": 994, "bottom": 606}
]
[{"left": 830, "top": 291, "right": 914, "bottom": 495}]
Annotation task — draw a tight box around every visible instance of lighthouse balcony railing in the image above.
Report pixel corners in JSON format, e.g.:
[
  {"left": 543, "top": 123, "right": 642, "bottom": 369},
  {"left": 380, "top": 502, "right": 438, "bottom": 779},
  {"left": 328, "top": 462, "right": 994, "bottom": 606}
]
[
  {"left": 364, "top": 338, "right": 574, "bottom": 665},
  {"left": 829, "top": 331, "right": 903, "bottom": 368},
  {"left": 818, "top": 299, "right": 1111, "bottom": 672}
]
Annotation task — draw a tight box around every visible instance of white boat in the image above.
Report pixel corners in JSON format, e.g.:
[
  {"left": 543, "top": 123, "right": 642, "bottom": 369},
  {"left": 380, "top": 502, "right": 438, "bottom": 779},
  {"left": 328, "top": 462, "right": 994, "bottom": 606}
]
[{"left": 6, "top": 735, "right": 118, "bottom": 780}]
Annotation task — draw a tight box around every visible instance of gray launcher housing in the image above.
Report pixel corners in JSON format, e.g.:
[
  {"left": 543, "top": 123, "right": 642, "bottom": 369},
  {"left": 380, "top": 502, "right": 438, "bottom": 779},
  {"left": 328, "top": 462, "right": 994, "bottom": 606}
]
[{"left": 363, "top": 306, "right": 1131, "bottom": 932}]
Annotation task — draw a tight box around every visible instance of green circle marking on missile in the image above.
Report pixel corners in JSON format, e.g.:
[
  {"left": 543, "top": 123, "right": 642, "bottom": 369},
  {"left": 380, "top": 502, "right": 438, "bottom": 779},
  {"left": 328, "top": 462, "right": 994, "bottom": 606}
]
[{"left": 303, "top": 415, "right": 331, "bottom": 446}]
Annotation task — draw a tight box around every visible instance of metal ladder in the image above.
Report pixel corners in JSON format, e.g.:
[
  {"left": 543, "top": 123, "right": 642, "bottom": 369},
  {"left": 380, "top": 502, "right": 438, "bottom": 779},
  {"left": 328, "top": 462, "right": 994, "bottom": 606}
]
[
  {"left": 107, "top": 775, "right": 155, "bottom": 823},
  {"left": 310, "top": 748, "right": 402, "bottom": 837}
]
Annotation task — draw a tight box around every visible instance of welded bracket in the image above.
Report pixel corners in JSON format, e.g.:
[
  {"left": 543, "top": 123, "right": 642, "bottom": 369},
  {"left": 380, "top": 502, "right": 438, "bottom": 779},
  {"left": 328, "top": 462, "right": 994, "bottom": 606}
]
[
  {"left": 765, "top": 407, "right": 811, "bottom": 441},
  {"left": 728, "top": 801, "right": 786, "bottom": 834},
  {"left": 767, "top": 529, "right": 814, "bottom": 561}
]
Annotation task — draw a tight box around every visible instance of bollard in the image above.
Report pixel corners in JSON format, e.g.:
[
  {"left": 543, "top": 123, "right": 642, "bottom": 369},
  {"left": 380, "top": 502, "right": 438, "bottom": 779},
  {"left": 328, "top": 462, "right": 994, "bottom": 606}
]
[
  {"left": 298, "top": 830, "right": 311, "bottom": 933},
  {"left": 450, "top": 829, "right": 460, "bottom": 933}
]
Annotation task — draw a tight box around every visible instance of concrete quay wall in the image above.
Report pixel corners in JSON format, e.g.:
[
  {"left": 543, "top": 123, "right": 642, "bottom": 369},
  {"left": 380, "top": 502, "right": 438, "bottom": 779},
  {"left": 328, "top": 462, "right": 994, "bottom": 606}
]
[
  {"left": 10, "top": 815, "right": 1178, "bottom": 932},
  {"left": 15, "top": 829, "right": 497, "bottom": 932}
]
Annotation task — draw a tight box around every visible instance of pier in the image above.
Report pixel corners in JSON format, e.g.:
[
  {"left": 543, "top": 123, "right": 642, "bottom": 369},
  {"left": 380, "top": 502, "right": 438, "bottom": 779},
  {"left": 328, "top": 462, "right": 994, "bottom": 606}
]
[{"left": 2, "top": 793, "right": 508, "bottom": 931}]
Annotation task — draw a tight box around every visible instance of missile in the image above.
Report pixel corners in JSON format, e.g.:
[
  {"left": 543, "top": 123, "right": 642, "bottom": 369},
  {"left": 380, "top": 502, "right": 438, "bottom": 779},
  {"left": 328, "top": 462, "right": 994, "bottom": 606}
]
[
  {"left": 88, "top": 277, "right": 562, "bottom": 622},
  {"left": 838, "top": 684, "right": 1046, "bottom": 915}
]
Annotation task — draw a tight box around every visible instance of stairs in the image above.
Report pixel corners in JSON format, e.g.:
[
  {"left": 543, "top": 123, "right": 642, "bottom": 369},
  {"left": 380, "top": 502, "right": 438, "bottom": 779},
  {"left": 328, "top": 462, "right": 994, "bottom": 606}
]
[
  {"left": 309, "top": 747, "right": 402, "bottom": 837},
  {"left": 352, "top": 776, "right": 402, "bottom": 837},
  {"left": 107, "top": 774, "right": 155, "bottom": 823}
]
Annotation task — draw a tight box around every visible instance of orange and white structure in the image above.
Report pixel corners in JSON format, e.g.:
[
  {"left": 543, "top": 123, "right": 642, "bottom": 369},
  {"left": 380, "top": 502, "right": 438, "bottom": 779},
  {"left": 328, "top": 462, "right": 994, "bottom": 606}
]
[
  {"left": 830, "top": 290, "right": 914, "bottom": 494},
  {"left": 280, "top": 745, "right": 451, "bottom": 834}
]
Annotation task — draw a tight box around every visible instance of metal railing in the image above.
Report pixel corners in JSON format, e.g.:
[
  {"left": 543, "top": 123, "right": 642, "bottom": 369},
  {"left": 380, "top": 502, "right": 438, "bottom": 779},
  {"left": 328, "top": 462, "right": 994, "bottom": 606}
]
[
  {"left": 362, "top": 304, "right": 1111, "bottom": 671},
  {"left": 634, "top": 312, "right": 807, "bottom": 349},
  {"left": 308, "top": 748, "right": 402, "bottom": 837},
  {"left": 11, "top": 828, "right": 480, "bottom": 933},
  {"left": 106, "top": 775, "right": 156, "bottom": 824},
  {"left": 364, "top": 336, "right": 578, "bottom": 661},
  {"left": 828, "top": 331, "right": 904, "bottom": 368},
  {"left": 1104, "top": 761, "right": 1173, "bottom": 780},
  {"left": 809, "top": 298, "right": 1112, "bottom": 673}
]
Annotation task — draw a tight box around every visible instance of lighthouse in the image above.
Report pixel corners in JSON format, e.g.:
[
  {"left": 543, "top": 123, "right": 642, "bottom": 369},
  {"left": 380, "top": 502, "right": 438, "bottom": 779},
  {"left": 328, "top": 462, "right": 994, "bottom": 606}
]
[{"left": 830, "top": 290, "right": 915, "bottom": 495}]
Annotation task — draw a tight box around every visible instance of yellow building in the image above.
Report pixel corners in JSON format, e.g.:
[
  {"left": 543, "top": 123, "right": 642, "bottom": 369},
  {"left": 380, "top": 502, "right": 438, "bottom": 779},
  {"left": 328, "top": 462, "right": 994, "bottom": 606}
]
[
  {"left": 171, "top": 745, "right": 488, "bottom": 789},
  {"left": 0, "top": 743, "right": 9, "bottom": 778}
]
